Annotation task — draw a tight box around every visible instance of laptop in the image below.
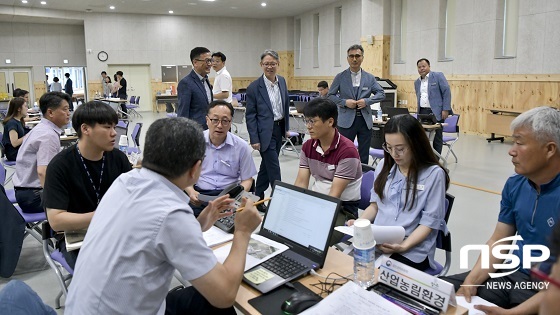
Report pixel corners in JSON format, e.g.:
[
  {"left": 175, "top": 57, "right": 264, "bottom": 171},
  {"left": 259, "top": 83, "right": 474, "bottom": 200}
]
[
  {"left": 293, "top": 101, "right": 307, "bottom": 113},
  {"left": 384, "top": 107, "right": 410, "bottom": 118},
  {"left": 243, "top": 181, "right": 341, "bottom": 293}
]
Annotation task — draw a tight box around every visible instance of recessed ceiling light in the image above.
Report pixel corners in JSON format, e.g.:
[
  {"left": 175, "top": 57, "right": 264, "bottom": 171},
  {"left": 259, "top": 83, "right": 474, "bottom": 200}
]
[
  {"left": 109, "top": 6, "right": 115, "bottom": 10},
  {"left": 169, "top": 10, "right": 173, "bottom": 14},
  {"left": 40, "top": 1, "right": 46, "bottom": 4},
  {"left": 21, "top": 0, "right": 28, "bottom": 3},
  {"left": 187, "top": 2, "right": 197, "bottom": 5},
  {"left": 231, "top": 6, "right": 237, "bottom": 9},
  {"left": 200, "top": 0, "right": 216, "bottom": 2},
  {"left": 261, "top": 3, "right": 267, "bottom": 7}
]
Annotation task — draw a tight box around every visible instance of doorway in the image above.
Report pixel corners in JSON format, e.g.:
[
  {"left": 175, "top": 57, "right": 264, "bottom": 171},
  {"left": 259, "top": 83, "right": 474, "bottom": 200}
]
[
  {"left": 45, "top": 66, "right": 88, "bottom": 106},
  {"left": 0, "top": 68, "right": 33, "bottom": 102},
  {"left": 107, "top": 65, "right": 151, "bottom": 112}
]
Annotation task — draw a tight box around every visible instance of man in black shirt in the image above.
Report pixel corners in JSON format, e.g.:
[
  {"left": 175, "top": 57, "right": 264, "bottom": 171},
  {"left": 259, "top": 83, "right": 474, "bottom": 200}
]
[
  {"left": 116, "top": 71, "right": 128, "bottom": 117},
  {"left": 43, "top": 101, "right": 132, "bottom": 268}
]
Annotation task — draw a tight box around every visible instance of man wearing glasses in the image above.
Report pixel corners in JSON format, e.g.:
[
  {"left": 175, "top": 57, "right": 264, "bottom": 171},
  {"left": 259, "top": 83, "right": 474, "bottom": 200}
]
[
  {"left": 442, "top": 107, "right": 560, "bottom": 314},
  {"left": 328, "top": 44, "right": 385, "bottom": 165},
  {"left": 245, "top": 49, "right": 290, "bottom": 212},
  {"left": 186, "top": 100, "right": 257, "bottom": 217},
  {"left": 178, "top": 47, "right": 214, "bottom": 129}
]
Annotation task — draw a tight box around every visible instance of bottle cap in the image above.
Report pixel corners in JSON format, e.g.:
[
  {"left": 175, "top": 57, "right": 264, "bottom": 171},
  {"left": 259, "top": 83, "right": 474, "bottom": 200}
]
[
  {"left": 119, "top": 135, "right": 128, "bottom": 146},
  {"left": 353, "top": 219, "right": 376, "bottom": 249}
]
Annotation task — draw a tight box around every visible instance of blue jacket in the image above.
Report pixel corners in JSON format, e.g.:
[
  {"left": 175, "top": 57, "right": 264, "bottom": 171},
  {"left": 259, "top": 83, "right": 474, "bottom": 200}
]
[
  {"left": 414, "top": 71, "right": 451, "bottom": 121},
  {"left": 328, "top": 68, "right": 385, "bottom": 129},
  {"left": 177, "top": 70, "right": 213, "bottom": 129},
  {"left": 245, "top": 75, "right": 290, "bottom": 152}
]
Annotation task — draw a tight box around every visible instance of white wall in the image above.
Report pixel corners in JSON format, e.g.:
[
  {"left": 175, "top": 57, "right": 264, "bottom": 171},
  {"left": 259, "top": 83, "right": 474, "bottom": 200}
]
[
  {"left": 294, "top": 0, "right": 362, "bottom": 77},
  {"left": 390, "top": 0, "right": 560, "bottom": 76},
  {"left": 0, "top": 22, "right": 86, "bottom": 80},
  {"left": 83, "top": 13, "right": 271, "bottom": 82}
]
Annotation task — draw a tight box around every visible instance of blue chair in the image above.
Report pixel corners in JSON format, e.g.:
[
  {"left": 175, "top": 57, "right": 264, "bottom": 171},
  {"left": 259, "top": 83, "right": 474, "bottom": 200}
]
[
  {"left": 126, "top": 95, "right": 142, "bottom": 118},
  {"left": 127, "top": 123, "right": 143, "bottom": 155},
  {"left": 442, "top": 114, "right": 460, "bottom": 163},
  {"left": 354, "top": 140, "right": 384, "bottom": 166},
  {"left": 42, "top": 221, "right": 73, "bottom": 309},
  {"left": 424, "top": 193, "right": 455, "bottom": 277},
  {"left": 359, "top": 164, "right": 375, "bottom": 210}
]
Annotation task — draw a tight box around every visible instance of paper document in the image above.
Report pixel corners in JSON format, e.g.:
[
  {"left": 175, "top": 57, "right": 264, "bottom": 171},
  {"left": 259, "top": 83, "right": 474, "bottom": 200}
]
[
  {"left": 202, "top": 226, "right": 234, "bottom": 247},
  {"left": 456, "top": 296, "right": 498, "bottom": 314},
  {"left": 213, "top": 234, "right": 288, "bottom": 271},
  {"left": 300, "top": 281, "right": 409, "bottom": 315},
  {"left": 65, "top": 230, "right": 87, "bottom": 252},
  {"left": 335, "top": 225, "right": 405, "bottom": 245}
]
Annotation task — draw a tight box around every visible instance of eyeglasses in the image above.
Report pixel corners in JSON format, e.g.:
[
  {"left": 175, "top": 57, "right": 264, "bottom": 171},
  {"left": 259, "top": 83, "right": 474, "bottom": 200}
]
[
  {"left": 262, "top": 62, "right": 278, "bottom": 68},
  {"left": 382, "top": 143, "right": 407, "bottom": 156},
  {"left": 347, "top": 54, "right": 363, "bottom": 59},
  {"left": 207, "top": 117, "right": 232, "bottom": 126},
  {"left": 195, "top": 58, "right": 213, "bottom": 64},
  {"left": 531, "top": 265, "right": 560, "bottom": 289},
  {"left": 304, "top": 118, "right": 320, "bottom": 127}
]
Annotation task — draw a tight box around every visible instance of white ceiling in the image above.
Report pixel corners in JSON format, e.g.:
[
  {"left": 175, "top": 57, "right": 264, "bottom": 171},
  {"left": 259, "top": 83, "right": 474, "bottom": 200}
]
[{"left": 0, "top": 0, "right": 340, "bottom": 20}]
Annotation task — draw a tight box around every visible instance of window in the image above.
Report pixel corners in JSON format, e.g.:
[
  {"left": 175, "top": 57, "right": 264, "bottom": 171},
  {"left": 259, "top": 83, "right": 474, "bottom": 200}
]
[
  {"left": 334, "top": 7, "right": 342, "bottom": 67},
  {"left": 495, "top": 0, "right": 519, "bottom": 58},
  {"left": 438, "top": 0, "right": 456, "bottom": 61},
  {"left": 313, "top": 13, "right": 320, "bottom": 68},
  {"left": 295, "top": 19, "right": 301, "bottom": 69},
  {"left": 392, "top": 0, "right": 407, "bottom": 64}
]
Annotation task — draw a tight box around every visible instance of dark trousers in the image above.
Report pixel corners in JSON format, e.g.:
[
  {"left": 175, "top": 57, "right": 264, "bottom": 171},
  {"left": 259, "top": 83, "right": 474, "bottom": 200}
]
[
  {"left": 255, "top": 121, "right": 283, "bottom": 199},
  {"left": 418, "top": 108, "right": 444, "bottom": 154},
  {"left": 338, "top": 115, "right": 371, "bottom": 164},
  {"left": 165, "top": 286, "right": 236, "bottom": 315},
  {"left": 190, "top": 187, "right": 222, "bottom": 217},
  {"left": 58, "top": 240, "right": 79, "bottom": 270},
  {"left": 440, "top": 270, "right": 538, "bottom": 309},
  {"left": 14, "top": 188, "right": 43, "bottom": 214}
]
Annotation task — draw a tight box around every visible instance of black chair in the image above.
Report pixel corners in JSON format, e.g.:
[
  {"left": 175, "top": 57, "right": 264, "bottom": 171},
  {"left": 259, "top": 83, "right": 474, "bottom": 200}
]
[{"left": 424, "top": 193, "right": 455, "bottom": 276}]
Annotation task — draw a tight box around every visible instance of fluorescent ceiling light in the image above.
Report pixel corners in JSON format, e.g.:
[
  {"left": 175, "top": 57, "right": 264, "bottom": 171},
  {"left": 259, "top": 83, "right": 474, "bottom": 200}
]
[
  {"left": 109, "top": 6, "right": 115, "bottom": 10},
  {"left": 169, "top": 10, "right": 174, "bottom": 14},
  {"left": 22, "top": 0, "right": 28, "bottom": 4},
  {"left": 40, "top": 1, "right": 46, "bottom": 4},
  {"left": 261, "top": 3, "right": 267, "bottom": 7}
]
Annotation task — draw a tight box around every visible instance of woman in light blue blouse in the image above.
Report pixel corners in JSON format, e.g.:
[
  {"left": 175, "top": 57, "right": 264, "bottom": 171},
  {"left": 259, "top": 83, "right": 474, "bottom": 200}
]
[{"left": 348, "top": 114, "right": 449, "bottom": 271}]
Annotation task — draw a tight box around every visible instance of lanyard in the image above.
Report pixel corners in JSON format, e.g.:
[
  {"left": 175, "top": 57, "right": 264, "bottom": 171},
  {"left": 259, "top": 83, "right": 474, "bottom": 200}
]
[{"left": 76, "top": 144, "right": 105, "bottom": 205}]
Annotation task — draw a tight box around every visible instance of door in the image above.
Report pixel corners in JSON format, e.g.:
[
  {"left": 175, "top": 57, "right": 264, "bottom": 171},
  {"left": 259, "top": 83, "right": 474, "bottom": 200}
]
[
  {"left": 107, "top": 65, "right": 151, "bottom": 112},
  {"left": 0, "top": 69, "right": 33, "bottom": 101}
]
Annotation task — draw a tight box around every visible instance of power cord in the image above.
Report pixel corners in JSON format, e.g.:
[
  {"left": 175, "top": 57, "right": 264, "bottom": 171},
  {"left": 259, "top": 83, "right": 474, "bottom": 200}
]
[{"left": 309, "top": 271, "right": 353, "bottom": 296}]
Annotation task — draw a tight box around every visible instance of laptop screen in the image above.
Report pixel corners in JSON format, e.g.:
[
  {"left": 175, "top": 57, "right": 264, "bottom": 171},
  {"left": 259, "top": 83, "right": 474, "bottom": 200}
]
[
  {"left": 384, "top": 107, "right": 410, "bottom": 118},
  {"left": 261, "top": 182, "right": 340, "bottom": 260}
]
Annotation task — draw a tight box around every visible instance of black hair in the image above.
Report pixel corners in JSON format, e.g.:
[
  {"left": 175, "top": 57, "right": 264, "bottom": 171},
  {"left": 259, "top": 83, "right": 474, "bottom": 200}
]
[
  {"left": 101, "top": 71, "right": 107, "bottom": 75},
  {"left": 347, "top": 44, "right": 364, "bottom": 54},
  {"left": 208, "top": 100, "right": 234, "bottom": 117},
  {"left": 65, "top": 73, "right": 70, "bottom": 78},
  {"left": 303, "top": 98, "right": 338, "bottom": 127},
  {"left": 417, "top": 58, "right": 431, "bottom": 66},
  {"left": 116, "top": 71, "right": 123, "bottom": 76},
  {"left": 142, "top": 118, "right": 206, "bottom": 180},
  {"left": 53, "top": 77, "right": 59, "bottom": 82},
  {"left": 2, "top": 97, "right": 26, "bottom": 126},
  {"left": 71, "top": 101, "right": 118, "bottom": 138},
  {"left": 39, "top": 92, "right": 72, "bottom": 115},
  {"left": 190, "top": 47, "right": 211, "bottom": 63},
  {"left": 374, "top": 114, "right": 449, "bottom": 210},
  {"left": 13, "top": 88, "right": 29, "bottom": 98},
  {"left": 212, "top": 52, "right": 226, "bottom": 62},
  {"left": 317, "top": 81, "right": 328, "bottom": 89}
]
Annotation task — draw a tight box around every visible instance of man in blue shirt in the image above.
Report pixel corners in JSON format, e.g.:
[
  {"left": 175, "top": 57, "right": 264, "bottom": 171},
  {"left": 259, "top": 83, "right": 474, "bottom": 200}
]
[
  {"left": 442, "top": 107, "right": 560, "bottom": 314},
  {"left": 186, "top": 100, "right": 257, "bottom": 216}
]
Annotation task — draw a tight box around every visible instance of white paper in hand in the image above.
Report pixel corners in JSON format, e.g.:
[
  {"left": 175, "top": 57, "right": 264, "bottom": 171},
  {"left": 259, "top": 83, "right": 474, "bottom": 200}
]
[{"left": 335, "top": 225, "right": 405, "bottom": 244}]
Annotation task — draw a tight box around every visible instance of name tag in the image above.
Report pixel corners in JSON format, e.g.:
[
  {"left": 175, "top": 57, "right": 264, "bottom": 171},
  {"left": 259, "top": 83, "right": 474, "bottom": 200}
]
[
  {"left": 327, "top": 165, "right": 335, "bottom": 170},
  {"left": 430, "top": 83, "right": 437, "bottom": 86},
  {"left": 361, "top": 87, "right": 369, "bottom": 91},
  {"left": 417, "top": 184, "right": 425, "bottom": 191}
]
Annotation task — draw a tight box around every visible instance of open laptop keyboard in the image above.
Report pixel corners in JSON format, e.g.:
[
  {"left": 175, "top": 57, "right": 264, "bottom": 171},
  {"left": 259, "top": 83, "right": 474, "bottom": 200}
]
[
  {"left": 214, "top": 213, "right": 235, "bottom": 233},
  {"left": 260, "top": 253, "right": 308, "bottom": 279}
]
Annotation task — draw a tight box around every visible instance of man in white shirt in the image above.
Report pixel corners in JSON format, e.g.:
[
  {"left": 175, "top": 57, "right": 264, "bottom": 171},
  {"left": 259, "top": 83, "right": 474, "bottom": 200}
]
[{"left": 212, "top": 52, "right": 233, "bottom": 104}]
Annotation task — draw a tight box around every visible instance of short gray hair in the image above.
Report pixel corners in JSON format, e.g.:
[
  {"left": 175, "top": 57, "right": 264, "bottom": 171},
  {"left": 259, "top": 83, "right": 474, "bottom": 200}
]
[
  {"left": 347, "top": 44, "right": 364, "bottom": 55},
  {"left": 260, "top": 49, "right": 279, "bottom": 61},
  {"left": 142, "top": 117, "right": 206, "bottom": 179},
  {"left": 510, "top": 106, "right": 560, "bottom": 145}
]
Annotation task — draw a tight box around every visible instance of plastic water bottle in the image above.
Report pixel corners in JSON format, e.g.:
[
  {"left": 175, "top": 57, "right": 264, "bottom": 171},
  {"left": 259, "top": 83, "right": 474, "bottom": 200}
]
[
  {"left": 354, "top": 246, "right": 376, "bottom": 289},
  {"left": 118, "top": 135, "right": 128, "bottom": 154},
  {"left": 119, "top": 143, "right": 128, "bottom": 153},
  {"left": 377, "top": 107, "right": 383, "bottom": 121}
]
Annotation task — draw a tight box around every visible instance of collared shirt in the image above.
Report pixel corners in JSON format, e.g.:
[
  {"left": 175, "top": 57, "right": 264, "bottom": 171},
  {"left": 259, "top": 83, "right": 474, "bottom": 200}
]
[
  {"left": 194, "top": 71, "right": 212, "bottom": 103},
  {"left": 197, "top": 130, "right": 257, "bottom": 190},
  {"left": 66, "top": 168, "right": 218, "bottom": 315},
  {"left": 263, "top": 74, "right": 284, "bottom": 121},
  {"left": 419, "top": 72, "right": 430, "bottom": 108},
  {"left": 370, "top": 159, "right": 447, "bottom": 268},
  {"left": 212, "top": 66, "right": 233, "bottom": 103},
  {"left": 13, "top": 118, "right": 62, "bottom": 188},
  {"left": 350, "top": 69, "right": 362, "bottom": 87},
  {"left": 299, "top": 129, "right": 362, "bottom": 201}
]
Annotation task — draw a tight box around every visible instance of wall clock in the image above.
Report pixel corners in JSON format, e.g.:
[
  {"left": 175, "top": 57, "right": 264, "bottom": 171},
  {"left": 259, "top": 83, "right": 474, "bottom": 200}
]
[{"left": 98, "top": 51, "right": 108, "bottom": 62}]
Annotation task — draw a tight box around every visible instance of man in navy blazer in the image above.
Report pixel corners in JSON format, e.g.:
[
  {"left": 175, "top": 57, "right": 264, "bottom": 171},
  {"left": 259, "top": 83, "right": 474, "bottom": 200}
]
[
  {"left": 245, "top": 50, "right": 290, "bottom": 209},
  {"left": 414, "top": 58, "right": 452, "bottom": 154},
  {"left": 178, "top": 47, "right": 214, "bottom": 129},
  {"left": 328, "top": 44, "right": 385, "bottom": 164}
]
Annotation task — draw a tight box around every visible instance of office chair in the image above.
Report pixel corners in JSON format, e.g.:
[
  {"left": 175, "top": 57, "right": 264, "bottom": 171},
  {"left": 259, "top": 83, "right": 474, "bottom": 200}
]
[
  {"left": 354, "top": 140, "right": 384, "bottom": 167},
  {"left": 359, "top": 164, "right": 375, "bottom": 210},
  {"left": 231, "top": 107, "right": 245, "bottom": 135},
  {"left": 127, "top": 123, "right": 143, "bottom": 155},
  {"left": 41, "top": 221, "right": 74, "bottom": 309},
  {"left": 126, "top": 96, "right": 143, "bottom": 118},
  {"left": 424, "top": 193, "right": 455, "bottom": 277},
  {"left": 442, "top": 115, "right": 460, "bottom": 163}
]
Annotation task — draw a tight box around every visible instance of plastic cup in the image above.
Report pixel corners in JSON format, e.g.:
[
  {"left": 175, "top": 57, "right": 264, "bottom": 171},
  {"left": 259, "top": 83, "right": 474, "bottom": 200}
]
[
  {"left": 64, "top": 128, "right": 72, "bottom": 136},
  {"left": 353, "top": 219, "right": 376, "bottom": 249},
  {"left": 119, "top": 135, "right": 128, "bottom": 146}
]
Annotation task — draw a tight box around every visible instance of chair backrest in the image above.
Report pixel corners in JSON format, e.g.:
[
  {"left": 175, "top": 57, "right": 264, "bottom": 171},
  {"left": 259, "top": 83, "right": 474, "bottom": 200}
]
[
  {"left": 359, "top": 164, "right": 376, "bottom": 210},
  {"left": 442, "top": 115, "right": 460, "bottom": 133},
  {"left": 436, "top": 193, "right": 455, "bottom": 252},
  {"left": 135, "top": 96, "right": 141, "bottom": 105},
  {"left": 0, "top": 162, "right": 6, "bottom": 185},
  {"left": 131, "top": 123, "right": 142, "bottom": 147},
  {"left": 114, "top": 125, "right": 128, "bottom": 149},
  {"left": 129, "top": 96, "right": 136, "bottom": 104},
  {"left": 117, "top": 120, "right": 128, "bottom": 130}
]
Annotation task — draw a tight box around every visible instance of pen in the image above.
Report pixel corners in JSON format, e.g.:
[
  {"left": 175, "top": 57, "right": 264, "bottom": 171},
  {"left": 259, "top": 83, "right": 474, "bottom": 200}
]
[
  {"left": 236, "top": 197, "right": 271, "bottom": 212},
  {"left": 220, "top": 160, "right": 231, "bottom": 167}
]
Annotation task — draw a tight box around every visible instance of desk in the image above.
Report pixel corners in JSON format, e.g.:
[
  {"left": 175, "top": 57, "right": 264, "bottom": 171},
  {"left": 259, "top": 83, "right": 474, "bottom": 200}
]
[
  {"left": 155, "top": 95, "right": 178, "bottom": 113},
  {"left": 485, "top": 108, "right": 522, "bottom": 143},
  {"left": 235, "top": 248, "right": 466, "bottom": 314},
  {"left": 95, "top": 98, "right": 129, "bottom": 119}
]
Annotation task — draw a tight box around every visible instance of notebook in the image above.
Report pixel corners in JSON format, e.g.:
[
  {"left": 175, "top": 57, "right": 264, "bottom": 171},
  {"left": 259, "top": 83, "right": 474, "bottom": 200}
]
[
  {"left": 243, "top": 181, "right": 341, "bottom": 293},
  {"left": 384, "top": 107, "right": 410, "bottom": 118}
]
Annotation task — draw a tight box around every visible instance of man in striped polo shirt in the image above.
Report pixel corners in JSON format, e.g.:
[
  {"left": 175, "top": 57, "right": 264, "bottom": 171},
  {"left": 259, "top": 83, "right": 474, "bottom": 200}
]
[{"left": 294, "top": 97, "right": 362, "bottom": 220}]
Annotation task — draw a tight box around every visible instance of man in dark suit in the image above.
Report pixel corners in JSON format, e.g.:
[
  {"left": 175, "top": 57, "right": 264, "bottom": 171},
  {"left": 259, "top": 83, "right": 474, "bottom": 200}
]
[
  {"left": 64, "top": 73, "right": 74, "bottom": 111},
  {"left": 245, "top": 49, "right": 290, "bottom": 210},
  {"left": 116, "top": 71, "right": 128, "bottom": 116},
  {"left": 414, "top": 58, "right": 452, "bottom": 154},
  {"left": 328, "top": 44, "right": 385, "bottom": 164},
  {"left": 178, "top": 47, "right": 213, "bottom": 130}
]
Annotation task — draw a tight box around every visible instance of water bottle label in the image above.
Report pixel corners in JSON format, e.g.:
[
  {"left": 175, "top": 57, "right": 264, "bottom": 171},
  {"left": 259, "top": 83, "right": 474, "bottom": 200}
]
[{"left": 354, "top": 248, "right": 375, "bottom": 263}]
